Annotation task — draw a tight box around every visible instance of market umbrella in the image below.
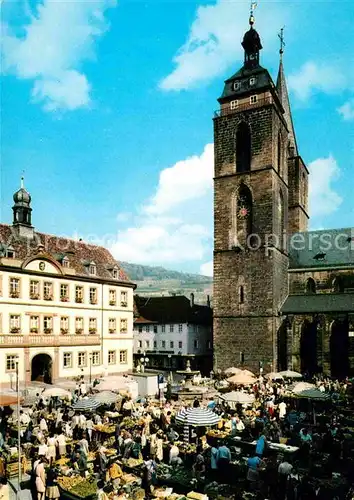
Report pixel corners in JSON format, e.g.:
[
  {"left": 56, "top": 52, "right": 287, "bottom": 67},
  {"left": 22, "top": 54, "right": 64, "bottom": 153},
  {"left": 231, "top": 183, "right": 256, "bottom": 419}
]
[
  {"left": 42, "top": 387, "right": 71, "bottom": 398},
  {"left": 219, "top": 391, "right": 255, "bottom": 405},
  {"left": 277, "top": 370, "right": 302, "bottom": 379},
  {"left": 265, "top": 372, "right": 284, "bottom": 380},
  {"left": 176, "top": 408, "right": 220, "bottom": 443},
  {"left": 224, "top": 367, "right": 242, "bottom": 375},
  {"left": 92, "top": 391, "right": 122, "bottom": 405},
  {"left": 295, "top": 388, "right": 330, "bottom": 425},
  {"left": 72, "top": 397, "right": 101, "bottom": 412},
  {"left": 227, "top": 370, "right": 256, "bottom": 386},
  {"left": 291, "top": 382, "right": 316, "bottom": 394}
]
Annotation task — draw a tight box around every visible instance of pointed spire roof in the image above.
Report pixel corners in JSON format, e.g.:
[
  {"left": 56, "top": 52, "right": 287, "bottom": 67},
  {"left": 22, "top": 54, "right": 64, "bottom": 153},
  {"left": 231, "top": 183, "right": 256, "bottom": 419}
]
[{"left": 276, "top": 59, "right": 298, "bottom": 156}]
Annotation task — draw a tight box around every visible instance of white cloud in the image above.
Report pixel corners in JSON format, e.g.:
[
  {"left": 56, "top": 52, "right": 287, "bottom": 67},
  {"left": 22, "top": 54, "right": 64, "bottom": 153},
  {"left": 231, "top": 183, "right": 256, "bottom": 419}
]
[
  {"left": 110, "top": 144, "right": 214, "bottom": 266},
  {"left": 200, "top": 260, "right": 213, "bottom": 277},
  {"left": 1, "top": 0, "right": 116, "bottom": 111},
  {"left": 338, "top": 99, "right": 354, "bottom": 121},
  {"left": 160, "top": 0, "right": 288, "bottom": 91},
  {"left": 288, "top": 62, "right": 347, "bottom": 101},
  {"left": 308, "top": 155, "right": 342, "bottom": 218}
]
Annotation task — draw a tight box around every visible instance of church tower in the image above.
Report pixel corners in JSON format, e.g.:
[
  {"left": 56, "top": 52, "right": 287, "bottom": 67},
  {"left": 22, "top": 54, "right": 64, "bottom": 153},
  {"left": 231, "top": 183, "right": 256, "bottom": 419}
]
[
  {"left": 12, "top": 177, "right": 35, "bottom": 239},
  {"left": 213, "top": 13, "right": 306, "bottom": 372}
]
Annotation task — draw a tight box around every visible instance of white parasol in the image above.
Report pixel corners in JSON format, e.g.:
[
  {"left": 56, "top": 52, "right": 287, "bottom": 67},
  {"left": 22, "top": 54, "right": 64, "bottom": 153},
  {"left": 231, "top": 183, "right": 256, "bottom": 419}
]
[
  {"left": 41, "top": 387, "right": 71, "bottom": 398},
  {"left": 227, "top": 370, "right": 256, "bottom": 386},
  {"left": 219, "top": 391, "right": 255, "bottom": 405},
  {"left": 277, "top": 370, "right": 302, "bottom": 379}
]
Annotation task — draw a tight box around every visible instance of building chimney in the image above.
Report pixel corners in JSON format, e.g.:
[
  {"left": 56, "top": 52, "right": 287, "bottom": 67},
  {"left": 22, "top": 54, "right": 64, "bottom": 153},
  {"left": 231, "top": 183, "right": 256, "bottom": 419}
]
[
  {"left": 207, "top": 295, "right": 211, "bottom": 308},
  {"left": 190, "top": 293, "right": 195, "bottom": 308}
]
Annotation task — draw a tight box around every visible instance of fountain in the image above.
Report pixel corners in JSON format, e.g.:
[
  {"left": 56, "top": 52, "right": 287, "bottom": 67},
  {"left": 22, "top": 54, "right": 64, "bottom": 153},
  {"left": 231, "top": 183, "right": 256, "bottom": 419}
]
[{"left": 174, "top": 358, "right": 209, "bottom": 401}]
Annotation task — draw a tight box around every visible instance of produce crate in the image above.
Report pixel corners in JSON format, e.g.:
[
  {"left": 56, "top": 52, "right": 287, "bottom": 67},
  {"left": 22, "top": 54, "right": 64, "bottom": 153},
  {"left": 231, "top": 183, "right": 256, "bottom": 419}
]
[
  {"left": 6, "top": 461, "right": 25, "bottom": 478},
  {"left": 60, "top": 487, "right": 97, "bottom": 500}
]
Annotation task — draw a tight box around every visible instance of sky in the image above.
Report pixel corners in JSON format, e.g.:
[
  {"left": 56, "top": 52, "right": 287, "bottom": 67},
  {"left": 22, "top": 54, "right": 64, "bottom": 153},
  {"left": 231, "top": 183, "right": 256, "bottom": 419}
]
[{"left": 1, "top": 0, "right": 353, "bottom": 277}]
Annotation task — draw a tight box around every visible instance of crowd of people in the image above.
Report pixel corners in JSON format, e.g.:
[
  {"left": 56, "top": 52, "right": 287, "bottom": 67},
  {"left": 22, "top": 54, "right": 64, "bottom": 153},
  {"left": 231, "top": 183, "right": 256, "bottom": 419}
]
[{"left": 0, "top": 373, "right": 352, "bottom": 500}]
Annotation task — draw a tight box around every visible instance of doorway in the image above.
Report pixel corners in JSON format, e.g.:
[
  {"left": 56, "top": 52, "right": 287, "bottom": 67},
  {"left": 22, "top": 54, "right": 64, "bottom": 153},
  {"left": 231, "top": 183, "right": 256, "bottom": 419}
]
[
  {"left": 300, "top": 320, "right": 318, "bottom": 376},
  {"left": 31, "top": 353, "right": 52, "bottom": 384},
  {"left": 330, "top": 319, "right": 349, "bottom": 379}
]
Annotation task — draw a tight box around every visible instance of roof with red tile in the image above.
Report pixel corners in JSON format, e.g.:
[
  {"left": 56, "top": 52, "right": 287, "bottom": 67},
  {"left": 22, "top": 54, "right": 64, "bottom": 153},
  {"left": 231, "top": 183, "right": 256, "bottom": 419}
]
[{"left": 0, "top": 223, "right": 134, "bottom": 285}]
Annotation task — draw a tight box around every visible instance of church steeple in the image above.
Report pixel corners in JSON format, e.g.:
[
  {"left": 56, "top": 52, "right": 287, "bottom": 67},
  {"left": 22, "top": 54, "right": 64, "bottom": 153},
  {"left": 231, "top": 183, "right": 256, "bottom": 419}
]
[{"left": 276, "top": 28, "right": 298, "bottom": 156}]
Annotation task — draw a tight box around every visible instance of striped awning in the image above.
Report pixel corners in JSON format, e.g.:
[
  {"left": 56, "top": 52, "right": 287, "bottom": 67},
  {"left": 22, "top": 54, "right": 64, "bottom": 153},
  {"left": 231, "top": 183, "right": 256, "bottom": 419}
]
[
  {"left": 92, "top": 391, "right": 122, "bottom": 405},
  {"left": 72, "top": 397, "right": 101, "bottom": 411},
  {"left": 175, "top": 408, "right": 220, "bottom": 427}
]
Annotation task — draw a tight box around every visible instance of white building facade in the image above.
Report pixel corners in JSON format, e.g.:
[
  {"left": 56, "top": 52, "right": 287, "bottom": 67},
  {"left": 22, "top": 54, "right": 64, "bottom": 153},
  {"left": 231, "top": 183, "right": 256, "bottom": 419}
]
[
  {"left": 0, "top": 182, "right": 135, "bottom": 389},
  {"left": 133, "top": 295, "right": 213, "bottom": 374}
]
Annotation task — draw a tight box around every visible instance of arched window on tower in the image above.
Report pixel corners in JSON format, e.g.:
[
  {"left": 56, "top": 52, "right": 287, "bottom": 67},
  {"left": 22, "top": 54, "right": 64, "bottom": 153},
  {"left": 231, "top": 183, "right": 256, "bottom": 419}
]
[
  {"left": 239, "top": 285, "right": 245, "bottom": 304},
  {"left": 277, "top": 132, "right": 282, "bottom": 174},
  {"left": 236, "top": 122, "right": 251, "bottom": 173},
  {"left": 278, "top": 189, "right": 285, "bottom": 250},
  {"left": 237, "top": 184, "right": 253, "bottom": 244},
  {"left": 305, "top": 277, "right": 316, "bottom": 294}
]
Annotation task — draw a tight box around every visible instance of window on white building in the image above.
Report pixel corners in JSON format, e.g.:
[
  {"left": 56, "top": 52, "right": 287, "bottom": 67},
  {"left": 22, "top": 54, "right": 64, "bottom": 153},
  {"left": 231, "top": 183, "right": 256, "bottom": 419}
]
[
  {"left": 75, "top": 286, "right": 84, "bottom": 303},
  {"left": 178, "top": 324, "right": 183, "bottom": 333},
  {"left": 43, "top": 316, "right": 53, "bottom": 333},
  {"left": 109, "top": 289, "right": 116, "bottom": 306},
  {"left": 146, "top": 325, "right": 150, "bottom": 333},
  {"left": 120, "top": 291, "right": 127, "bottom": 306},
  {"left": 91, "top": 351, "right": 100, "bottom": 366},
  {"left": 60, "top": 284, "right": 69, "bottom": 302},
  {"left": 138, "top": 340, "right": 142, "bottom": 348},
  {"left": 169, "top": 324, "right": 174, "bottom": 333},
  {"left": 170, "top": 341, "right": 174, "bottom": 348},
  {"left": 178, "top": 341, "right": 183, "bottom": 349},
  {"left": 138, "top": 325, "right": 143, "bottom": 333},
  {"left": 153, "top": 341, "right": 157, "bottom": 348},
  {"left": 60, "top": 316, "right": 69, "bottom": 334},
  {"left": 75, "top": 317, "right": 84, "bottom": 334},
  {"left": 194, "top": 339, "right": 199, "bottom": 349},
  {"left": 145, "top": 341, "right": 150, "bottom": 348},
  {"left": 120, "top": 318, "right": 128, "bottom": 333},
  {"left": 89, "top": 318, "right": 97, "bottom": 334},
  {"left": 9, "top": 277, "right": 20, "bottom": 298},
  {"left": 30, "top": 280, "right": 40, "bottom": 299},
  {"left": 89, "top": 287, "right": 97, "bottom": 304},
  {"left": 43, "top": 281, "right": 53, "bottom": 300},
  {"left": 78, "top": 352, "right": 87, "bottom": 367},
  {"left": 6, "top": 355, "right": 19, "bottom": 372},
  {"left": 112, "top": 268, "right": 118, "bottom": 279},
  {"left": 119, "top": 350, "right": 127, "bottom": 364},
  {"left": 109, "top": 318, "right": 116, "bottom": 333},
  {"left": 63, "top": 353, "right": 72, "bottom": 368},
  {"left": 9, "top": 314, "right": 21, "bottom": 333},
  {"left": 162, "top": 340, "right": 166, "bottom": 348},
  {"left": 161, "top": 325, "right": 165, "bottom": 333},
  {"left": 153, "top": 325, "right": 157, "bottom": 334},
  {"left": 108, "top": 350, "right": 116, "bottom": 365},
  {"left": 30, "top": 316, "right": 39, "bottom": 332}
]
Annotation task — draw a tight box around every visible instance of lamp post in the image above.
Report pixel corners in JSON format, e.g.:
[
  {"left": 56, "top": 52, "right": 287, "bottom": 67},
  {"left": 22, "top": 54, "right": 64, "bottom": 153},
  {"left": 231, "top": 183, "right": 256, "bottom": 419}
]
[
  {"left": 15, "top": 360, "right": 21, "bottom": 490},
  {"left": 167, "top": 354, "right": 173, "bottom": 384},
  {"left": 89, "top": 354, "right": 92, "bottom": 385},
  {"left": 140, "top": 352, "right": 149, "bottom": 373}
]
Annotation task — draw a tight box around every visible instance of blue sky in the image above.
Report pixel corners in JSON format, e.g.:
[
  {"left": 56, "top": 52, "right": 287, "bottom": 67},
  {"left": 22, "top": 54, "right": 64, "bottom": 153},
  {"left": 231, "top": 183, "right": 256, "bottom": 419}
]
[{"left": 1, "top": 0, "right": 353, "bottom": 276}]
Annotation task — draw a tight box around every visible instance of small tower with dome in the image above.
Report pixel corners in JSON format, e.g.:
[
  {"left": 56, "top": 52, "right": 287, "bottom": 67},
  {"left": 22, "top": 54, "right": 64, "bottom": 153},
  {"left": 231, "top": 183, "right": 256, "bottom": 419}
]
[{"left": 12, "top": 177, "right": 34, "bottom": 239}]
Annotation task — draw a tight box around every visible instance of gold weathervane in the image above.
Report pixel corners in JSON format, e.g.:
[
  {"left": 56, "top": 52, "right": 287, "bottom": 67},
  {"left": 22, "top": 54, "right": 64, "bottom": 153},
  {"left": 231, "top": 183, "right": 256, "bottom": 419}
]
[{"left": 249, "top": 2, "right": 258, "bottom": 25}]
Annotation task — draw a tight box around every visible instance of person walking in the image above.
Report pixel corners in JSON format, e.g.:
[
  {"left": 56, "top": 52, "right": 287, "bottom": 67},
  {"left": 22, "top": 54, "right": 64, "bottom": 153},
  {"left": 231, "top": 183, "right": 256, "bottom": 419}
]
[{"left": 35, "top": 457, "right": 47, "bottom": 500}]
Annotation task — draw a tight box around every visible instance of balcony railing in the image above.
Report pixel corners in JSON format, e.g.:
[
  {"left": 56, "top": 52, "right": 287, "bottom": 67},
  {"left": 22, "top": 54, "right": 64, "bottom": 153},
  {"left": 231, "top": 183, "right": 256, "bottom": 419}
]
[
  {"left": 214, "top": 97, "right": 273, "bottom": 118},
  {"left": 0, "top": 334, "right": 101, "bottom": 348}
]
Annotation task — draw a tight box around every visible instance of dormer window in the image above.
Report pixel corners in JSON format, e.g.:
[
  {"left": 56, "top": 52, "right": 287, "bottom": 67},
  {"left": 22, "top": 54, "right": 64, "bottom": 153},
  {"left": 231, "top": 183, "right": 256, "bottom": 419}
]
[
  {"left": 230, "top": 100, "right": 239, "bottom": 110},
  {"left": 112, "top": 267, "right": 119, "bottom": 279},
  {"left": 233, "top": 81, "right": 240, "bottom": 91},
  {"left": 250, "top": 95, "right": 257, "bottom": 104},
  {"left": 249, "top": 77, "right": 256, "bottom": 86},
  {"left": 62, "top": 257, "right": 69, "bottom": 268},
  {"left": 89, "top": 262, "right": 96, "bottom": 275},
  {"left": 6, "top": 247, "right": 15, "bottom": 258}
]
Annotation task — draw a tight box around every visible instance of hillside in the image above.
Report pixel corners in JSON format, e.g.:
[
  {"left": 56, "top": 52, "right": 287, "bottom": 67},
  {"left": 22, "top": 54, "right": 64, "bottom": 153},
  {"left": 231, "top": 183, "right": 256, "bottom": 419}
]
[{"left": 119, "top": 261, "right": 213, "bottom": 304}]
